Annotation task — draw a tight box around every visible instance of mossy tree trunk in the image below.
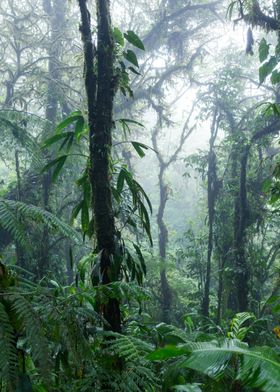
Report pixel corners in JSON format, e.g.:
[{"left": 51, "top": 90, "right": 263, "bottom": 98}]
[
  {"left": 78, "top": 0, "right": 121, "bottom": 333},
  {"left": 202, "top": 108, "right": 219, "bottom": 317},
  {"left": 39, "top": 0, "right": 67, "bottom": 278}
]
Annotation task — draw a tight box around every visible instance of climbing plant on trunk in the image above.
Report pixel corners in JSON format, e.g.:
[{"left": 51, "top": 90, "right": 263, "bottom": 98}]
[{"left": 78, "top": 0, "right": 121, "bottom": 333}]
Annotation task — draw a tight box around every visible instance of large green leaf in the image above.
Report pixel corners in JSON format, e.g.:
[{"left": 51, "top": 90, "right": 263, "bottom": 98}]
[
  {"left": 124, "top": 30, "right": 145, "bottom": 50},
  {"left": 148, "top": 339, "right": 280, "bottom": 392},
  {"left": 55, "top": 111, "right": 83, "bottom": 133},
  {"left": 259, "top": 56, "right": 277, "bottom": 84},
  {"left": 173, "top": 385, "right": 202, "bottom": 392},
  {"left": 42, "top": 155, "right": 68, "bottom": 182},
  {"left": 124, "top": 49, "right": 139, "bottom": 68},
  {"left": 259, "top": 38, "right": 270, "bottom": 63},
  {"left": 113, "top": 27, "right": 125, "bottom": 47}
]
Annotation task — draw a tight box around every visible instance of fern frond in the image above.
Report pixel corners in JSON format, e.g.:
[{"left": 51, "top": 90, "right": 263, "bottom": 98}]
[
  {"left": 228, "top": 312, "right": 255, "bottom": 340},
  {"left": 107, "top": 333, "right": 153, "bottom": 361},
  {"left": 102, "top": 333, "right": 158, "bottom": 391},
  {"left": 0, "top": 302, "right": 18, "bottom": 386},
  {"left": 0, "top": 199, "right": 80, "bottom": 246},
  {"left": 11, "top": 294, "right": 51, "bottom": 383},
  {"left": 0, "top": 111, "right": 43, "bottom": 168},
  {"left": 118, "top": 364, "right": 158, "bottom": 392},
  {"left": 0, "top": 200, "right": 27, "bottom": 247}
]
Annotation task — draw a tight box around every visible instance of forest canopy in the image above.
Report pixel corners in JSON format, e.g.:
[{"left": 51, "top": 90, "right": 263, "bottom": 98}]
[{"left": 1, "top": 0, "right": 280, "bottom": 391}]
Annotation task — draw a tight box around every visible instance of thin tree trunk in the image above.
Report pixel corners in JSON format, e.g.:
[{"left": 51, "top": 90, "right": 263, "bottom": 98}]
[
  {"left": 234, "top": 145, "right": 250, "bottom": 311},
  {"left": 158, "top": 166, "right": 172, "bottom": 323},
  {"left": 202, "top": 109, "right": 219, "bottom": 317},
  {"left": 39, "top": 0, "right": 67, "bottom": 278},
  {"left": 15, "top": 150, "right": 25, "bottom": 269}
]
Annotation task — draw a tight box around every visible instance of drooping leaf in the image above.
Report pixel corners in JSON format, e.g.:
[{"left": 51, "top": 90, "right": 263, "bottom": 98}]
[
  {"left": 41, "top": 132, "right": 70, "bottom": 149},
  {"left": 113, "top": 27, "right": 125, "bottom": 47},
  {"left": 259, "top": 38, "right": 270, "bottom": 63},
  {"left": 124, "top": 30, "right": 145, "bottom": 50},
  {"left": 55, "top": 112, "right": 83, "bottom": 133},
  {"left": 81, "top": 199, "right": 89, "bottom": 233},
  {"left": 259, "top": 56, "right": 277, "bottom": 84},
  {"left": 124, "top": 49, "right": 139, "bottom": 68},
  {"left": 74, "top": 116, "right": 86, "bottom": 140},
  {"left": 133, "top": 243, "right": 146, "bottom": 275},
  {"left": 131, "top": 141, "right": 149, "bottom": 158},
  {"left": 42, "top": 155, "right": 68, "bottom": 182},
  {"left": 270, "top": 70, "right": 280, "bottom": 85}
]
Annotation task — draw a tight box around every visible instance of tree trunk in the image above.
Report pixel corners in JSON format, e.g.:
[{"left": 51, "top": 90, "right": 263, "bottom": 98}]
[
  {"left": 202, "top": 109, "right": 219, "bottom": 317},
  {"left": 158, "top": 166, "right": 172, "bottom": 323},
  {"left": 232, "top": 119, "right": 280, "bottom": 312},
  {"left": 78, "top": 0, "right": 121, "bottom": 333},
  {"left": 233, "top": 145, "right": 250, "bottom": 312},
  {"left": 39, "top": 0, "right": 67, "bottom": 278}
]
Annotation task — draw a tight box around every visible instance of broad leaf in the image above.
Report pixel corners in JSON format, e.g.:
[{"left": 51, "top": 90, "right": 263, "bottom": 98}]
[
  {"left": 124, "top": 30, "right": 145, "bottom": 50},
  {"left": 259, "top": 56, "right": 277, "bottom": 84},
  {"left": 124, "top": 49, "right": 139, "bottom": 68},
  {"left": 113, "top": 27, "right": 125, "bottom": 47},
  {"left": 259, "top": 38, "right": 270, "bottom": 63}
]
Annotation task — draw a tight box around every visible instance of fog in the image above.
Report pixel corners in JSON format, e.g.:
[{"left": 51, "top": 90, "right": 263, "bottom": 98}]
[{"left": 1, "top": 1, "right": 280, "bottom": 390}]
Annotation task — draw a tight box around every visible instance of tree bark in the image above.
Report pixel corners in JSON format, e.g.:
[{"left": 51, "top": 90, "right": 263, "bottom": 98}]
[
  {"left": 202, "top": 109, "right": 219, "bottom": 317},
  {"left": 39, "top": 0, "right": 67, "bottom": 278},
  {"left": 233, "top": 120, "right": 280, "bottom": 312},
  {"left": 233, "top": 144, "right": 250, "bottom": 312},
  {"left": 78, "top": 0, "right": 121, "bottom": 333},
  {"left": 157, "top": 165, "right": 172, "bottom": 323}
]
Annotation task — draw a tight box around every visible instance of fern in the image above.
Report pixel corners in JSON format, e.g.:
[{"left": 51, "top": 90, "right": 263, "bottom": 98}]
[
  {"left": 0, "top": 110, "right": 43, "bottom": 168},
  {"left": 0, "top": 200, "right": 27, "bottom": 247},
  {"left": 228, "top": 312, "right": 255, "bottom": 340},
  {"left": 0, "top": 199, "right": 80, "bottom": 247},
  {"left": 0, "top": 302, "right": 18, "bottom": 387},
  {"left": 107, "top": 333, "right": 153, "bottom": 361},
  {"left": 96, "top": 333, "right": 159, "bottom": 391},
  {"left": 10, "top": 294, "right": 51, "bottom": 384}
]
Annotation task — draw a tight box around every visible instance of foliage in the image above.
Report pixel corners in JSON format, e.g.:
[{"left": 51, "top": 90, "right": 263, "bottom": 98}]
[{"left": 147, "top": 313, "right": 280, "bottom": 392}]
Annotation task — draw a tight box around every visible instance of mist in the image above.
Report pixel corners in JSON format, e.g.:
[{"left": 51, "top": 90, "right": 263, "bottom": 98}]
[{"left": 1, "top": 1, "right": 280, "bottom": 391}]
